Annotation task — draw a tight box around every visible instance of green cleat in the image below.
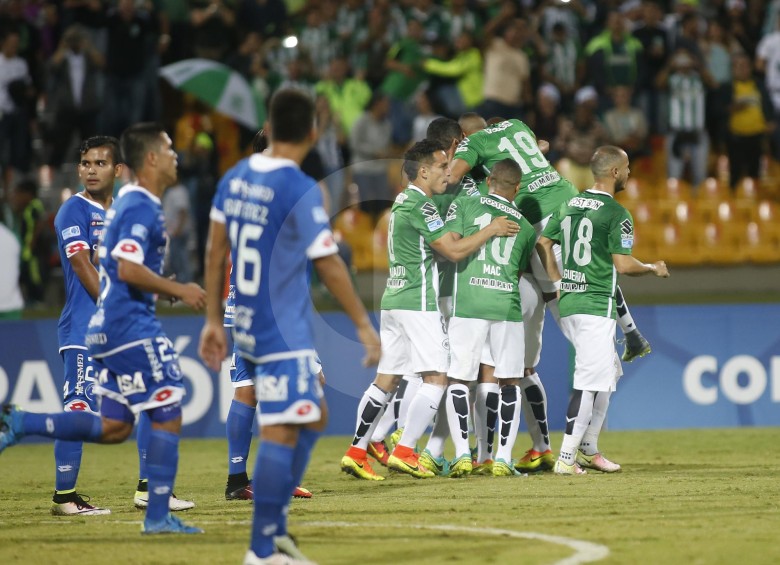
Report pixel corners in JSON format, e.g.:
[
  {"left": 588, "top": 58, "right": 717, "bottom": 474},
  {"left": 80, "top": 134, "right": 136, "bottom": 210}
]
[
  {"left": 471, "top": 459, "right": 493, "bottom": 475},
  {"left": 621, "top": 329, "right": 652, "bottom": 362},
  {"left": 492, "top": 459, "right": 524, "bottom": 477},
  {"left": 387, "top": 451, "right": 435, "bottom": 479},
  {"left": 387, "top": 427, "right": 403, "bottom": 454},
  {"left": 418, "top": 449, "right": 449, "bottom": 476},
  {"left": 447, "top": 454, "right": 473, "bottom": 478},
  {"left": 341, "top": 454, "right": 385, "bottom": 481},
  {"left": 514, "top": 449, "right": 556, "bottom": 473}
]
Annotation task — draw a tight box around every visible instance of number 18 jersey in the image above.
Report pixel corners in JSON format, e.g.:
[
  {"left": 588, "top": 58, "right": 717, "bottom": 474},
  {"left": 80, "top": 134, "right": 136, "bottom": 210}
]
[
  {"left": 210, "top": 154, "right": 338, "bottom": 362},
  {"left": 453, "top": 119, "right": 577, "bottom": 224}
]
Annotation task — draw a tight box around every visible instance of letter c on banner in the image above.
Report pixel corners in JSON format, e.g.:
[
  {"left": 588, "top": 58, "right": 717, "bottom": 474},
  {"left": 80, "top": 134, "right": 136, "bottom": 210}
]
[{"left": 683, "top": 355, "right": 718, "bottom": 405}]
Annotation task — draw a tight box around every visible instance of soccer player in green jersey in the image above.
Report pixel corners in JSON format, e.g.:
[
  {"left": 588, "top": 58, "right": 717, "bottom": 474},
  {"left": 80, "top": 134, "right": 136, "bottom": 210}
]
[
  {"left": 537, "top": 146, "right": 669, "bottom": 475},
  {"left": 443, "top": 159, "right": 537, "bottom": 477},
  {"left": 450, "top": 117, "right": 650, "bottom": 472},
  {"left": 342, "top": 139, "right": 520, "bottom": 480}
]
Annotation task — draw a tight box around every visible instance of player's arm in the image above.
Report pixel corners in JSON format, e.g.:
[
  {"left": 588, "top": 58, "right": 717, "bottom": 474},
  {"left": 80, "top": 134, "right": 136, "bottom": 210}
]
[
  {"left": 612, "top": 254, "right": 669, "bottom": 277},
  {"left": 449, "top": 158, "right": 472, "bottom": 186},
  {"left": 431, "top": 218, "right": 519, "bottom": 262},
  {"left": 536, "top": 235, "right": 562, "bottom": 287},
  {"left": 314, "top": 253, "right": 380, "bottom": 367},
  {"left": 117, "top": 259, "right": 206, "bottom": 307},
  {"left": 198, "top": 217, "right": 230, "bottom": 371},
  {"left": 69, "top": 249, "right": 100, "bottom": 301}
]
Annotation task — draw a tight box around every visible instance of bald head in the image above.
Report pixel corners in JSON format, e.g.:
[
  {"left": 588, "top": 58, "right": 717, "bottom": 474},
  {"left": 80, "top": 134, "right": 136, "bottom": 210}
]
[
  {"left": 458, "top": 112, "right": 487, "bottom": 136},
  {"left": 590, "top": 146, "right": 628, "bottom": 179},
  {"left": 488, "top": 158, "right": 522, "bottom": 198}
]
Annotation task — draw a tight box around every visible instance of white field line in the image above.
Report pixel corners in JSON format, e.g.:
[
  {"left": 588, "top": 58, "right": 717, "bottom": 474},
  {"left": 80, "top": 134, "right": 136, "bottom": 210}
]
[{"left": 15, "top": 519, "right": 610, "bottom": 565}]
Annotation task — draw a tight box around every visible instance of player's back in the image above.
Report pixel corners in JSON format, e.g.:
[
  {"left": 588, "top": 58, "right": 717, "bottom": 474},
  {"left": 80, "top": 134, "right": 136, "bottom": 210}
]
[
  {"left": 55, "top": 193, "right": 106, "bottom": 351},
  {"left": 87, "top": 185, "right": 166, "bottom": 355},
  {"left": 214, "top": 154, "right": 331, "bottom": 361},
  {"left": 454, "top": 119, "right": 577, "bottom": 224}
]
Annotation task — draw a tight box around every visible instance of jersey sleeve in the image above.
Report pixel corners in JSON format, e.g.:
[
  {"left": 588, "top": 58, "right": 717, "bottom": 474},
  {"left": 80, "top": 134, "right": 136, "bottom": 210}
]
[
  {"left": 55, "top": 201, "right": 91, "bottom": 260},
  {"left": 110, "top": 200, "right": 154, "bottom": 265},
  {"left": 609, "top": 207, "right": 634, "bottom": 256},
  {"left": 541, "top": 207, "right": 563, "bottom": 243},
  {"left": 209, "top": 174, "right": 230, "bottom": 225},
  {"left": 291, "top": 173, "right": 338, "bottom": 260},
  {"left": 410, "top": 198, "right": 447, "bottom": 244},
  {"left": 444, "top": 198, "right": 465, "bottom": 236},
  {"left": 453, "top": 134, "right": 482, "bottom": 169},
  {"left": 517, "top": 217, "right": 536, "bottom": 272}
]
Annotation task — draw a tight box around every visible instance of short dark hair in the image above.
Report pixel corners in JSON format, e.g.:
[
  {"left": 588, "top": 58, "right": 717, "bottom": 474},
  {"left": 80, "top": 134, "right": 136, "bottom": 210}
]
[
  {"left": 79, "top": 136, "right": 120, "bottom": 164},
  {"left": 120, "top": 123, "right": 166, "bottom": 172},
  {"left": 426, "top": 118, "right": 462, "bottom": 149},
  {"left": 252, "top": 129, "right": 268, "bottom": 153},
  {"left": 490, "top": 158, "right": 522, "bottom": 188},
  {"left": 403, "top": 139, "right": 442, "bottom": 182},
  {"left": 269, "top": 88, "right": 315, "bottom": 143},
  {"left": 486, "top": 116, "right": 506, "bottom": 126},
  {"left": 590, "top": 145, "right": 627, "bottom": 178}
]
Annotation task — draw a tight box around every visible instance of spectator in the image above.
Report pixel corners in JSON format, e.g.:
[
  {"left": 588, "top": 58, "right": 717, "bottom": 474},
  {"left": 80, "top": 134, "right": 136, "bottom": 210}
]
[
  {"left": 409, "top": 0, "right": 447, "bottom": 42},
  {"left": 480, "top": 18, "right": 532, "bottom": 121},
  {"left": 315, "top": 56, "right": 372, "bottom": 136},
  {"left": 603, "top": 86, "right": 649, "bottom": 160},
  {"left": 190, "top": 0, "right": 236, "bottom": 60},
  {"left": 9, "top": 179, "right": 49, "bottom": 306},
  {"left": 701, "top": 21, "right": 733, "bottom": 158},
  {"left": 585, "top": 12, "right": 644, "bottom": 106},
  {"left": 634, "top": 0, "right": 670, "bottom": 134},
  {"left": 380, "top": 18, "right": 426, "bottom": 145},
  {"left": 424, "top": 31, "right": 484, "bottom": 118},
  {"left": 411, "top": 89, "right": 441, "bottom": 144},
  {"left": 43, "top": 25, "right": 105, "bottom": 170},
  {"left": 726, "top": 53, "right": 774, "bottom": 189},
  {"left": 441, "top": 0, "right": 481, "bottom": 42},
  {"left": 0, "top": 29, "right": 32, "bottom": 193},
  {"left": 236, "top": 0, "right": 286, "bottom": 39},
  {"left": 348, "top": 92, "right": 393, "bottom": 218},
  {"left": 314, "top": 95, "right": 347, "bottom": 213},
  {"left": 0, "top": 220, "right": 23, "bottom": 318},
  {"left": 656, "top": 48, "right": 716, "bottom": 187},
  {"left": 555, "top": 87, "right": 609, "bottom": 190},
  {"left": 163, "top": 181, "right": 194, "bottom": 284},
  {"left": 756, "top": 17, "right": 780, "bottom": 162},
  {"left": 540, "top": 21, "right": 583, "bottom": 114},
  {"left": 299, "top": 5, "right": 338, "bottom": 79},
  {"left": 351, "top": 8, "right": 393, "bottom": 90},
  {"left": 529, "top": 83, "right": 564, "bottom": 164}
]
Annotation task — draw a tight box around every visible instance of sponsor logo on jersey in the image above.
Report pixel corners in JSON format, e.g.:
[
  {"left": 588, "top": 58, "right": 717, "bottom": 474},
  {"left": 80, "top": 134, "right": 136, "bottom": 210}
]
[
  {"left": 620, "top": 219, "right": 634, "bottom": 248},
  {"left": 312, "top": 206, "right": 329, "bottom": 224},
  {"left": 256, "top": 375, "right": 289, "bottom": 402},
  {"left": 61, "top": 226, "right": 81, "bottom": 239},
  {"left": 116, "top": 371, "right": 147, "bottom": 395},
  {"left": 454, "top": 137, "right": 470, "bottom": 153},
  {"left": 526, "top": 171, "right": 561, "bottom": 193},
  {"left": 568, "top": 196, "right": 604, "bottom": 210},
  {"left": 483, "top": 120, "right": 512, "bottom": 134},
  {"left": 91, "top": 212, "right": 103, "bottom": 220},
  {"left": 115, "top": 239, "right": 144, "bottom": 262},
  {"left": 427, "top": 219, "right": 444, "bottom": 231},
  {"left": 131, "top": 223, "right": 149, "bottom": 240},
  {"left": 445, "top": 202, "right": 458, "bottom": 222},
  {"left": 65, "top": 240, "right": 90, "bottom": 258},
  {"left": 296, "top": 403, "right": 313, "bottom": 416}
]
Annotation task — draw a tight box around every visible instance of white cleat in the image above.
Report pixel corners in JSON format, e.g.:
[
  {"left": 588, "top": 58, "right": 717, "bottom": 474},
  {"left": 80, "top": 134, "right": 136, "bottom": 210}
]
[
  {"left": 243, "top": 550, "right": 317, "bottom": 565},
  {"left": 51, "top": 494, "right": 111, "bottom": 516},
  {"left": 134, "top": 491, "right": 195, "bottom": 511},
  {"left": 576, "top": 450, "right": 622, "bottom": 473},
  {"left": 553, "top": 459, "right": 587, "bottom": 475}
]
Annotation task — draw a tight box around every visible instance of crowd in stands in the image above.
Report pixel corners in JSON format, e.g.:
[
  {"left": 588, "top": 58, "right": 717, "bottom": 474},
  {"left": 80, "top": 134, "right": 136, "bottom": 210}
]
[{"left": 1, "top": 0, "right": 780, "bottom": 309}]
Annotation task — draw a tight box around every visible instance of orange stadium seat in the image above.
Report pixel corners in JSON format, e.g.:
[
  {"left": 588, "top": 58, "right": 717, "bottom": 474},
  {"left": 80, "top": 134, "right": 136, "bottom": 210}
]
[
  {"left": 332, "top": 207, "right": 375, "bottom": 271},
  {"left": 372, "top": 209, "right": 391, "bottom": 270},
  {"left": 655, "top": 222, "right": 702, "bottom": 266},
  {"left": 744, "top": 222, "right": 780, "bottom": 263},
  {"left": 696, "top": 221, "right": 744, "bottom": 265}
]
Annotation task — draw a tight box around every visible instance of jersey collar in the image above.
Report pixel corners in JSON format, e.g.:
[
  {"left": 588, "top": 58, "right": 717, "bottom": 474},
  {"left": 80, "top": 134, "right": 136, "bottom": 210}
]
[
  {"left": 584, "top": 188, "right": 614, "bottom": 199},
  {"left": 74, "top": 191, "right": 108, "bottom": 210},
  {"left": 118, "top": 184, "right": 162, "bottom": 205},
  {"left": 486, "top": 192, "right": 513, "bottom": 205},
  {"left": 407, "top": 184, "right": 426, "bottom": 196},
  {"left": 249, "top": 153, "right": 299, "bottom": 172}
]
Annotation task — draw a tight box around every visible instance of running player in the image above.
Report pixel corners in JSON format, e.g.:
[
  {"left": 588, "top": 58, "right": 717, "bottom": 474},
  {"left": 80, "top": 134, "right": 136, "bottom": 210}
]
[
  {"left": 537, "top": 146, "right": 669, "bottom": 475},
  {"left": 1, "top": 123, "right": 206, "bottom": 534},
  {"left": 198, "top": 89, "right": 380, "bottom": 564}
]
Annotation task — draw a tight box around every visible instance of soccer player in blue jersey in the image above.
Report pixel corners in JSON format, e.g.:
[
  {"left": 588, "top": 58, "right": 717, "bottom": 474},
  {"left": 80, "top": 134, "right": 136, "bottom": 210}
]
[
  {"left": 199, "top": 89, "right": 381, "bottom": 564},
  {"left": 0, "top": 123, "right": 206, "bottom": 535}
]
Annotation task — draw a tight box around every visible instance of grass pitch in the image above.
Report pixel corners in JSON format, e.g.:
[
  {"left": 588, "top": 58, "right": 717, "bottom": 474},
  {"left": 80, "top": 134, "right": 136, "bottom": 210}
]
[{"left": 1, "top": 429, "right": 779, "bottom": 564}]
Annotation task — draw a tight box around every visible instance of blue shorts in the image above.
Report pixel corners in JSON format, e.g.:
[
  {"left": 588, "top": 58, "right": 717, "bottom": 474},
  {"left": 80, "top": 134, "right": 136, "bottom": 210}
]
[
  {"left": 245, "top": 352, "right": 324, "bottom": 426},
  {"left": 93, "top": 336, "right": 185, "bottom": 414},
  {"left": 60, "top": 348, "right": 99, "bottom": 413},
  {"left": 230, "top": 349, "right": 253, "bottom": 389}
]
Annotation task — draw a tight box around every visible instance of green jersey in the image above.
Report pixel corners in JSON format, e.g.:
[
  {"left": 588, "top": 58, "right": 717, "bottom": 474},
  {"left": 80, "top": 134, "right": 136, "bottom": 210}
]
[
  {"left": 453, "top": 119, "right": 578, "bottom": 224},
  {"left": 381, "top": 186, "right": 447, "bottom": 312},
  {"left": 445, "top": 194, "right": 536, "bottom": 321},
  {"left": 541, "top": 189, "right": 634, "bottom": 319}
]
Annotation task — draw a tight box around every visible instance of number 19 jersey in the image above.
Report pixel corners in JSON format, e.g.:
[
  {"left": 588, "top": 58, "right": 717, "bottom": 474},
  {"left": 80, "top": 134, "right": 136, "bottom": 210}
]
[
  {"left": 453, "top": 119, "right": 577, "bottom": 224},
  {"left": 541, "top": 189, "right": 634, "bottom": 319},
  {"left": 210, "top": 154, "right": 338, "bottom": 362}
]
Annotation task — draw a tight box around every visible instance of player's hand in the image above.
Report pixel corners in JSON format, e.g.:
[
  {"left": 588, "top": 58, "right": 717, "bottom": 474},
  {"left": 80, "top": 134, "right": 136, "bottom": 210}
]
[
  {"left": 538, "top": 139, "right": 550, "bottom": 154},
  {"left": 489, "top": 216, "right": 521, "bottom": 237},
  {"left": 357, "top": 323, "right": 381, "bottom": 367},
  {"left": 653, "top": 261, "right": 670, "bottom": 278},
  {"left": 180, "top": 282, "right": 207, "bottom": 310},
  {"left": 199, "top": 321, "right": 227, "bottom": 371}
]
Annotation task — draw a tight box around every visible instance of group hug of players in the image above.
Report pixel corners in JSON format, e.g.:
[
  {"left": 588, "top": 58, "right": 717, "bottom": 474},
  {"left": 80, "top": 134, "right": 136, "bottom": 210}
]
[{"left": 340, "top": 113, "right": 669, "bottom": 480}]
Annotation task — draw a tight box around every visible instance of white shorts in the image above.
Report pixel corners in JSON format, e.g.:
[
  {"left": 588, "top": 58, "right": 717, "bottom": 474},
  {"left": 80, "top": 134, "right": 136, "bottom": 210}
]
[
  {"left": 560, "top": 314, "right": 623, "bottom": 392},
  {"left": 519, "top": 273, "right": 545, "bottom": 368},
  {"left": 448, "top": 317, "right": 524, "bottom": 381},
  {"left": 529, "top": 215, "right": 563, "bottom": 295},
  {"left": 377, "top": 309, "right": 449, "bottom": 375},
  {"left": 438, "top": 296, "right": 453, "bottom": 324}
]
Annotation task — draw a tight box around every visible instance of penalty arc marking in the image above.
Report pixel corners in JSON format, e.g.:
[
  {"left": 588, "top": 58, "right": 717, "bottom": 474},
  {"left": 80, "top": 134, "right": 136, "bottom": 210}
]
[{"left": 33, "top": 519, "right": 609, "bottom": 564}]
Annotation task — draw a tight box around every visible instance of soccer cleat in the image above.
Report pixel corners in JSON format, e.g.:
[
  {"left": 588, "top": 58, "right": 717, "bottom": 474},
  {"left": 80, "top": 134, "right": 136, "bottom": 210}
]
[
  {"left": 387, "top": 427, "right": 403, "bottom": 453},
  {"left": 0, "top": 404, "right": 24, "bottom": 453},
  {"left": 471, "top": 459, "right": 493, "bottom": 475},
  {"left": 514, "top": 449, "right": 556, "bottom": 473},
  {"left": 226, "top": 484, "right": 254, "bottom": 500},
  {"left": 134, "top": 491, "right": 196, "bottom": 511},
  {"left": 418, "top": 449, "right": 449, "bottom": 476},
  {"left": 340, "top": 454, "right": 385, "bottom": 481},
  {"left": 387, "top": 451, "right": 435, "bottom": 479},
  {"left": 51, "top": 493, "right": 111, "bottom": 516},
  {"left": 274, "top": 534, "right": 310, "bottom": 560},
  {"left": 576, "top": 450, "right": 622, "bottom": 473},
  {"left": 142, "top": 513, "right": 203, "bottom": 534},
  {"left": 492, "top": 459, "right": 523, "bottom": 477},
  {"left": 621, "top": 329, "right": 651, "bottom": 362},
  {"left": 292, "top": 486, "right": 312, "bottom": 499},
  {"left": 553, "top": 459, "right": 587, "bottom": 475},
  {"left": 243, "top": 550, "right": 316, "bottom": 565},
  {"left": 367, "top": 440, "right": 390, "bottom": 466},
  {"left": 447, "top": 454, "right": 473, "bottom": 478}
]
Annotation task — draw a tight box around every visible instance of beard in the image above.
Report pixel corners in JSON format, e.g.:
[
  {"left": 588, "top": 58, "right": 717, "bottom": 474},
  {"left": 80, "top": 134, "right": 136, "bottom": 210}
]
[{"left": 615, "top": 176, "right": 626, "bottom": 193}]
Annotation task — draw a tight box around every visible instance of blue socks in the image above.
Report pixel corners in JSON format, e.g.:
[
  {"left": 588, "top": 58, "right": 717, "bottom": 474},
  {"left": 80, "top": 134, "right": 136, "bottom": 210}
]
[
  {"left": 145, "top": 429, "right": 179, "bottom": 523},
  {"left": 136, "top": 411, "right": 151, "bottom": 481},
  {"left": 54, "top": 440, "right": 83, "bottom": 492},
  {"left": 227, "top": 400, "right": 255, "bottom": 476},
  {"left": 22, "top": 412, "right": 102, "bottom": 442},
  {"left": 250, "top": 441, "right": 295, "bottom": 558},
  {"left": 292, "top": 428, "right": 319, "bottom": 489}
]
